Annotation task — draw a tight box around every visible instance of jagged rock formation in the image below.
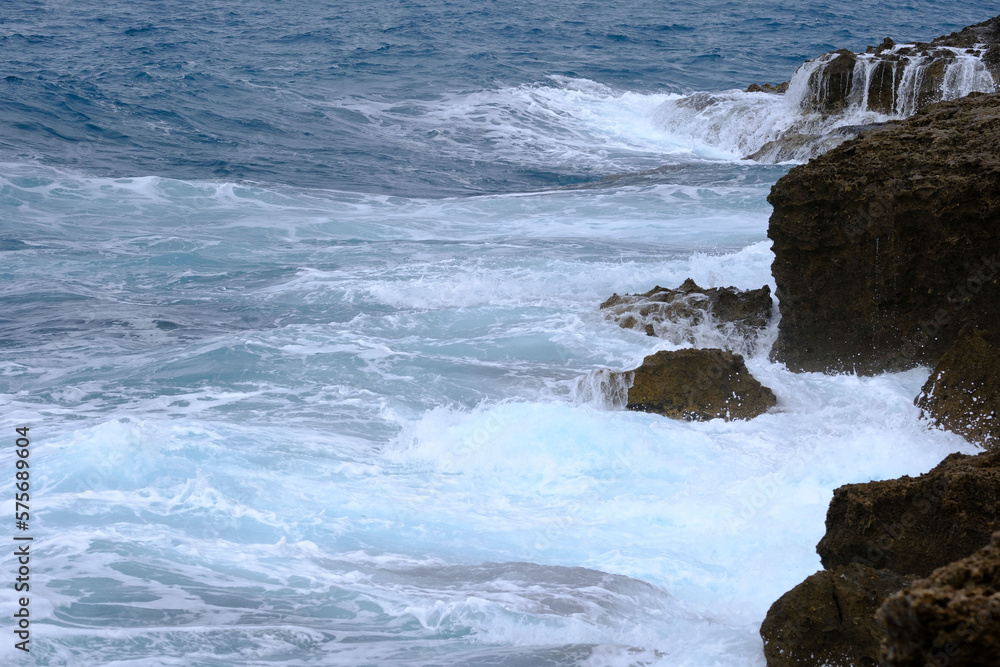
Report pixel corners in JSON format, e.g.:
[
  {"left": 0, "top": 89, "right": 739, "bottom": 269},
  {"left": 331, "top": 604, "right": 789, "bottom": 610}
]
[
  {"left": 817, "top": 448, "right": 1000, "bottom": 578},
  {"left": 768, "top": 92, "right": 1000, "bottom": 375},
  {"left": 758, "top": 18, "right": 1000, "bottom": 666},
  {"left": 615, "top": 348, "right": 776, "bottom": 421},
  {"left": 932, "top": 14, "right": 1000, "bottom": 80},
  {"left": 916, "top": 321, "right": 1000, "bottom": 449},
  {"left": 600, "top": 279, "right": 772, "bottom": 345},
  {"left": 743, "top": 16, "right": 998, "bottom": 162},
  {"left": 745, "top": 82, "right": 789, "bottom": 93},
  {"left": 761, "top": 564, "right": 911, "bottom": 667},
  {"left": 879, "top": 532, "right": 1000, "bottom": 666},
  {"left": 801, "top": 14, "right": 999, "bottom": 119},
  {"left": 761, "top": 448, "right": 1000, "bottom": 666}
]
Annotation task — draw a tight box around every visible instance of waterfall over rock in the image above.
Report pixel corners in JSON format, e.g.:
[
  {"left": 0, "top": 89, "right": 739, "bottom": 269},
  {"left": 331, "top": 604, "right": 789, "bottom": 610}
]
[
  {"left": 654, "top": 16, "right": 1000, "bottom": 163},
  {"left": 749, "top": 18, "right": 998, "bottom": 161},
  {"left": 799, "top": 43, "right": 994, "bottom": 117}
]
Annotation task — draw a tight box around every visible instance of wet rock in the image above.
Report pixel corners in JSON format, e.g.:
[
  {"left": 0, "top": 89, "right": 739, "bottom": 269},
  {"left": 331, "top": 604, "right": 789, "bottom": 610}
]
[
  {"left": 744, "top": 17, "right": 998, "bottom": 163},
  {"left": 600, "top": 279, "right": 772, "bottom": 345},
  {"left": 768, "top": 92, "right": 1000, "bottom": 374},
  {"left": 616, "top": 348, "right": 776, "bottom": 421},
  {"left": 745, "top": 81, "right": 789, "bottom": 93},
  {"left": 805, "top": 49, "right": 858, "bottom": 114},
  {"left": 867, "top": 37, "right": 896, "bottom": 55},
  {"left": 916, "top": 321, "right": 1000, "bottom": 449},
  {"left": 866, "top": 59, "right": 902, "bottom": 114},
  {"left": 857, "top": 16, "right": 1000, "bottom": 115},
  {"left": 761, "top": 564, "right": 911, "bottom": 667},
  {"left": 878, "top": 532, "right": 1000, "bottom": 666},
  {"left": 916, "top": 54, "right": 957, "bottom": 109},
  {"left": 745, "top": 125, "right": 888, "bottom": 163},
  {"left": 817, "top": 447, "right": 1000, "bottom": 577},
  {"left": 930, "top": 14, "right": 1000, "bottom": 80}
]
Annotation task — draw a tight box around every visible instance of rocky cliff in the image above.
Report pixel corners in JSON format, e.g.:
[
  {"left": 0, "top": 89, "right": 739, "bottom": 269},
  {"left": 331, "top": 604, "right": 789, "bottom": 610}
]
[
  {"left": 768, "top": 91, "right": 1000, "bottom": 376},
  {"left": 879, "top": 533, "right": 1000, "bottom": 666},
  {"left": 760, "top": 20, "right": 1000, "bottom": 666}
]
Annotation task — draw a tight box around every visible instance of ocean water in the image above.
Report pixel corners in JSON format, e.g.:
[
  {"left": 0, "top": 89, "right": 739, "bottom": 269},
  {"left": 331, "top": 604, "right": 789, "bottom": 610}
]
[{"left": 0, "top": 2, "right": 996, "bottom": 665}]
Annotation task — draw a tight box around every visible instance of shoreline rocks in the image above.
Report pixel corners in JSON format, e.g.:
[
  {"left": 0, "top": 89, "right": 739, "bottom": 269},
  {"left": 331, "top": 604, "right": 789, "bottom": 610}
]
[
  {"left": 600, "top": 279, "right": 772, "bottom": 345},
  {"left": 616, "top": 348, "right": 776, "bottom": 421},
  {"left": 741, "top": 16, "right": 998, "bottom": 162},
  {"left": 916, "top": 321, "right": 1000, "bottom": 448},
  {"left": 745, "top": 81, "right": 789, "bottom": 94},
  {"left": 761, "top": 449, "right": 1000, "bottom": 666},
  {"left": 817, "top": 448, "right": 1000, "bottom": 578},
  {"left": 758, "top": 15, "right": 1000, "bottom": 667},
  {"left": 761, "top": 564, "right": 912, "bottom": 667},
  {"left": 768, "top": 91, "right": 1000, "bottom": 375},
  {"left": 879, "top": 533, "right": 1000, "bottom": 666}
]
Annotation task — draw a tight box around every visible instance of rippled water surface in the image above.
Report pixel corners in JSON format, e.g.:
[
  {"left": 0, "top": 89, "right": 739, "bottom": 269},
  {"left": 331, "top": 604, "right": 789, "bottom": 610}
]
[{"left": 1, "top": 1, "right": 994, "bottom": 665}]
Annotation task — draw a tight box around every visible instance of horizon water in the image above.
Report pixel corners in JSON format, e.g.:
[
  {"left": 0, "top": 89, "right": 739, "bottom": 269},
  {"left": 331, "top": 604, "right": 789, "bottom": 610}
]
[{"left": 1, "top": 2, "right": 997, "bottom": 665}]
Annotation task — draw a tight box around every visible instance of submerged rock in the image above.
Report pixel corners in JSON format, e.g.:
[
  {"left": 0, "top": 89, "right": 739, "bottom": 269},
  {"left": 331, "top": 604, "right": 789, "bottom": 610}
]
[
  {"left": 761, "top": 564, "right": 911, "bottom": 667},
  {"left": 817, "top": 448, "right": 1000, "bottom": 578},
  {"left": 879, "top": 532, "right": 1000, "bottom": 666},
  {"left": 768, "top": 92, "right": 1000, "bottom": 375},
  {"left": 745, "top": 124, "right": 890, "bottom": 163},
  {"left": 916, "top": 322, "right": 1000, "bottom": 449},
  {"left": 600, "top": 279, "right": 772, "bottom": 345},
  {"left": 616, "top": 348, "right": 776, "bottom": 421},
  {"left": 745, "top": 81, "right": 789, "bottom": 93}
]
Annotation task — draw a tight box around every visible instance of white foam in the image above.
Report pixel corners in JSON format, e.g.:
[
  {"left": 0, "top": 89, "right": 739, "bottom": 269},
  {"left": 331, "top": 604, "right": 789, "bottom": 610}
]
[{"left": 1, "top": 149, "right": 981, "bottom": 666}]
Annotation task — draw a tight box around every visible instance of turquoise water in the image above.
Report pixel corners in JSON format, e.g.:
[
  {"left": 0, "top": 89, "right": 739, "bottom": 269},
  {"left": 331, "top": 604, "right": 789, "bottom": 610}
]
[{"left": 1, "top": 2, "right": 995, "bottom": 665}]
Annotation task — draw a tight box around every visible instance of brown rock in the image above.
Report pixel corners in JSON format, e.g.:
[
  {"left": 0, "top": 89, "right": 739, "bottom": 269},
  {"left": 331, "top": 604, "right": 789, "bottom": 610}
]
[
  {"left": 879, "top": 532, "right": 1000, "bottom": 666},
  {"left": 745, "top": 131, "right": 852, "bottom": 163},
  {"left": 767, "top": 92, "right": 1000, "bottom": 374},
  {"left": 761, "top": 564, "right": 911, "bottom": 667},
  {"left": 817, "top": 448, "right": 1000, "bottom": 577},
  {"left": 867, "top": 37, "right": 896, "bottom": 55},
  {"left": 931, "top": 14, "right": 1000, "bottom": 80},
  {"left": 916, "top": 54, "right": 956, "bottom": 109},
  {"left": 745, "top": 81, "right": 789, "bottom": 94},
  {"left": 805, "top": 49, "right": 857, "bottom": 114},
  {"left": 917, "top": 322, "right": 1000, "bottom": 449},
  {"left": 746, "top": 17, "right": 998, "bottom": 164},
  {"left": 617, "top": 348, "right": 776, "bottom": 421},
  {"left": 866, "top": 58, "right": 902, "bottom": 114},
  {"left": 916, "top": 275, "right": 1000, "bottom": 446},
  {"left": 600, "top": 279, "right": 772, "bottom": 345}
]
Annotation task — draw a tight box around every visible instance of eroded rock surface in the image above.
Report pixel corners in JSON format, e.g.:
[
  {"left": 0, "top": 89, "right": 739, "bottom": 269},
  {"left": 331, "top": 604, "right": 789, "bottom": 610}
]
[
  {"left": 745, "top": 81, "right": 789, "bottom": 93},
  {"left": 600, "top": 279, "right": 772, "bottom": 345},
  {"left": 742, "top": 17, "right": 998, "bottom": 162},
  {"left": 616, "top": 348, "right": 776, "bottom": 421},
  {"left": 879, "top": 532, "right": 1000, "bottom": 666},
  {"left": 768, "top": 92, "right": 1000, "bottom": 374},
  {"left": 761, "top": 564, "right": 911, "bottom": 667},
  {"left": 916, "top": 318, "right": 1000, "bottom": 448},
  {"left": 817, "top": 448, "right": 1000, "bottom": 577}
]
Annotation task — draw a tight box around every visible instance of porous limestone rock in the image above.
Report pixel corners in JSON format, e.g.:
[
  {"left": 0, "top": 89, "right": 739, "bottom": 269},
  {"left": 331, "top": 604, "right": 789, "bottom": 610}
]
[
  {"left": 600, "top": 279, "right": 772, "bottom": 343},
  {"left": 761, "top": 564, "right": 911, "bottom": 667},
  {"left": 617, "top": 348, "right": 776, "bottom": 421},
  {"left": 817, "top": 448, "right": 1000, "bottom": 577},
  {"left": 768, "top": 92, "right": 1000, "bottom": 374},
  {"left": 916, "top": 319, "right": 1000, "bottom": 449},
  {"left": 879, "top": 532, "right": 1000, "bottom": 666}
]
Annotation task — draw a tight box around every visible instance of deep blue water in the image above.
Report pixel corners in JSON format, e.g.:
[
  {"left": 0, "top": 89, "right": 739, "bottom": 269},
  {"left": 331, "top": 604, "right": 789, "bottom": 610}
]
[
  {"left": 2, "top": 0, "right": 996, "bottom": 194},
  {"left": 1, "top": 2, "right": 996, "bottom": 665}
]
